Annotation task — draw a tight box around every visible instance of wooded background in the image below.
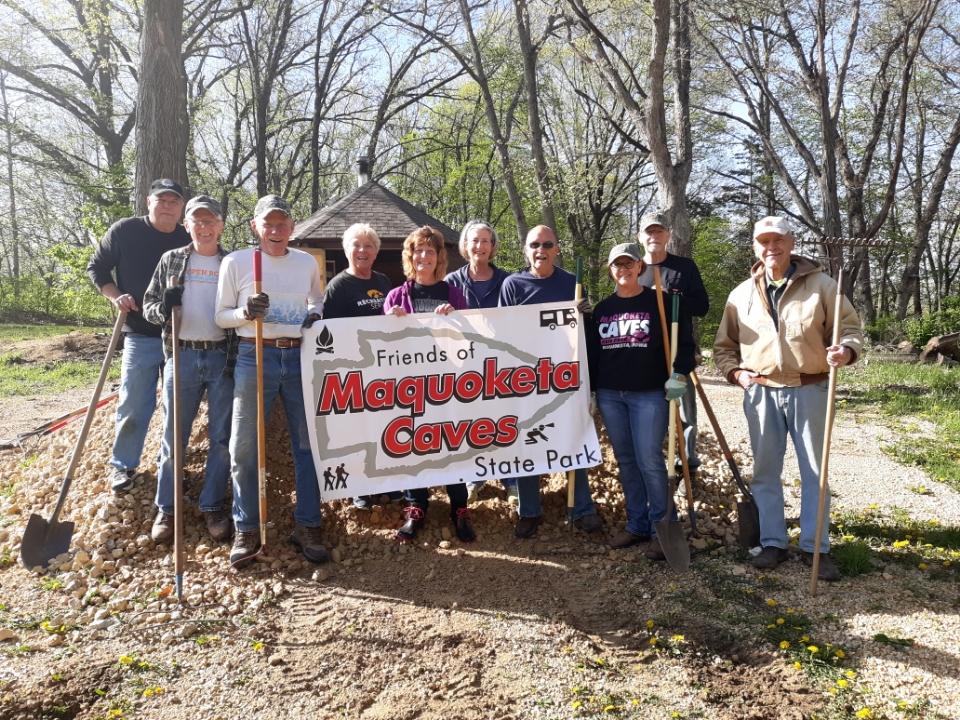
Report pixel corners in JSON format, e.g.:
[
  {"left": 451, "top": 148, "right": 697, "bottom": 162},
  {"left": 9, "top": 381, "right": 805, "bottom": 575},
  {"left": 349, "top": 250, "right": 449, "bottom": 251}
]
[{"left": 0, "top": 0, "right": 957, "bottom": 345}]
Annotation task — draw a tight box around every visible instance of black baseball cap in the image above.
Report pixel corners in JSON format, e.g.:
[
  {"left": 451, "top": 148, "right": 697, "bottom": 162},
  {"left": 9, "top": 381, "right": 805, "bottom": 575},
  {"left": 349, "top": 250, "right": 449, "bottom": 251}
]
[
  {"left": 184, "top": 194, "right": 223, "bottom": 219},
  {"left": 148, "top": 178, "right": 184, "bottom": 198}
]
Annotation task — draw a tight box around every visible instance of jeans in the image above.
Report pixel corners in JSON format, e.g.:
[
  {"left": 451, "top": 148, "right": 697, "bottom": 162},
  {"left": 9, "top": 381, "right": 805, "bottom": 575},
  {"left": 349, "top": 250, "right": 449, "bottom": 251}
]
[
  {"left": 743, "top": 382, "right": 829, "bottom": 553},
  {"left": 230, "top": 343, "right": 321, "bottom": 532},
  {"left": 110, "top": 334, "right": 165, "bottom": 472},
  {"left": 155, "top": 348, "right": 233, "bottom": 515},
  {"left": 679, "top": 380, "right": 700, "bottom": 470},
  {"left": 404, "top": 484, "right": 468, "bottom": 514},
  {"left": 514, "top": 468, "right": 596, "bottom": 520},
  {"left": 597, "top": 388, "right": 672, "bottom": 536}
]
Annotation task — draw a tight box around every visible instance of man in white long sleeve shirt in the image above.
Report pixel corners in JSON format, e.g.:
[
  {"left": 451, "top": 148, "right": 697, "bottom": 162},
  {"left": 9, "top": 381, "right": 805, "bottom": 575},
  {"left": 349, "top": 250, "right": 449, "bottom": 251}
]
[{"left": 215, "top": 194, "right": 328, "bottom": 568}]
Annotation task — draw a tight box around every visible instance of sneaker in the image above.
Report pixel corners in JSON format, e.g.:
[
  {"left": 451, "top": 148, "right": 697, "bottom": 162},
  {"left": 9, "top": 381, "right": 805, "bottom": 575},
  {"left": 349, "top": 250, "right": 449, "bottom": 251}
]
[
  {"left": 289, "top": 523, "right": 331, "bottom": 564},
  {"left": 396, "top": 505, "right": 425, "bottom": 542},
  {"left": 645, "top": 536, "right": 666, "bottom": 561},
  {"left": 514, "top": 515, "right": 542, "bottom": 539},
  {"left": 230, "top": 531, "right": 261, "bottom": 569},
  {"left": 203, "top": 509, "right": 233, "bottom": 543},
  {"left": 151, "top": 511, "right": 174, "bottom": 544},
  {"left": 800, "top": 551, "right": 841, "bottom": 582},
  {"left": 573, "top": 513, "right": 604, "bottom": 534},
  {"left": 609, "top": 528, "right": 650, "bottom": 549},
  {"left": 110, "top": 467, "right": 135, "bottom": 494},
  {"left": 453, "top": 507, "right": 476, "bottom": 542},
  {"left": 750, "top": 546, "right": 789, "bottom": 570}
]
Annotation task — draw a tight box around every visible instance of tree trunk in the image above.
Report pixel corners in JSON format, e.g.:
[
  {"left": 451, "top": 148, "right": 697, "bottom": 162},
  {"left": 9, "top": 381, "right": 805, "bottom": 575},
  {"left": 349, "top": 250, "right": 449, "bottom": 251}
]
[
  {"left": 0, "top": 72, "right": 20, "bottom": 292},
  {"left": 134, "top": 0, "right": 189, "bottom": 213}
]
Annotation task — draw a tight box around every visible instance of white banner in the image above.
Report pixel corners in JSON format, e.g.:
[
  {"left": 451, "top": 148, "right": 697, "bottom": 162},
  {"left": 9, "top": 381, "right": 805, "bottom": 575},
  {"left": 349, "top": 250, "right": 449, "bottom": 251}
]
[{"left": 300, "top": 302, "right": 601, "bottom": 501}]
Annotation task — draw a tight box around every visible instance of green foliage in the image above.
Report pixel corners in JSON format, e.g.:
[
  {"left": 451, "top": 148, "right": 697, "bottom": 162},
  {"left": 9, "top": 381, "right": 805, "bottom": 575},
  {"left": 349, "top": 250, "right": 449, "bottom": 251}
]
[
  {"left": 830, "top": 540, "right": 875, "bottom": 577},
  {"left": 0, "top": 351, "right": 119, "bottom": 398},
  {"left": 863, "top": 314, "right": 903, "bottom": 344},
  {"left": 903, "top": 296, "right": 960, "bottom": 348},
  {"left": 692, "top": 217, "right": 754, "bottom": 347}
]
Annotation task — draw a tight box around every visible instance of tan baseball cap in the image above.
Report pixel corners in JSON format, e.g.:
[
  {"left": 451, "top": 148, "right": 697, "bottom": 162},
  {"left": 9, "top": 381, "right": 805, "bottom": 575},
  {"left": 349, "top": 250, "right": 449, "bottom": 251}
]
[{"left": 753, "top": 216, "right": 793, "bottom": 239}]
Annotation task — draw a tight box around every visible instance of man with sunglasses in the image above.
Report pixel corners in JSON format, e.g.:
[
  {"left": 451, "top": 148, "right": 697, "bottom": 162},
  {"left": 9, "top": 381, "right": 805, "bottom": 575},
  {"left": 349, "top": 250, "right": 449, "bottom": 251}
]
[{"left": 498, "top": 225, "right": 602, "bottom": 538}]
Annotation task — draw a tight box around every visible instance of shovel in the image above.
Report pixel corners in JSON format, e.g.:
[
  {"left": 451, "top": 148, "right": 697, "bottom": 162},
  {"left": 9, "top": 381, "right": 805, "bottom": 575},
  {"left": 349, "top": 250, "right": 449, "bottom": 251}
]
[
  {"left": 20, "top": 311, "right": 127, "bottom": 569},
  {"left": 688, "top": 370, "right": 760, "bottom": 549},
  {"left": 169, "top": 278, "right": 185, "bottom": 600},
  {"left": 567, "top": 257, "right": 583, "bottom": 531},
  {"left": 652, "top": 268, "right": 690, "bottom": 571}
]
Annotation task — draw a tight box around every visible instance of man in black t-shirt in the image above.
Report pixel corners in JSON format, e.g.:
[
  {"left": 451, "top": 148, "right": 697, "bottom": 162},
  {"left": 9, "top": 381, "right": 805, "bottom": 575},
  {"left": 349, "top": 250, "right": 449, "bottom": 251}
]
[
  {"left": 322, "top": 223, "right": 392, "bottom": 319},
  {"left": 87, "top": 178, "right": 190, "bottom": 493}
]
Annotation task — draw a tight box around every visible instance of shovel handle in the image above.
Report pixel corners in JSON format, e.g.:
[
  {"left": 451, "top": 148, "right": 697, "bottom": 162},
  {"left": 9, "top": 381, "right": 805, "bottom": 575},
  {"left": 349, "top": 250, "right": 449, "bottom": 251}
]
[
  {"left": 254, "top": 248, "right": 268, "bottom": 546},
  {"left": 51, "top": 311, "right": 126, "bottom": 525},
  {"left": 568, "top": 258, "right": 584, "bottom": 515},
  {"left": 689, "top": 371, "right": 754, "bottom": 501},
  {"left": 170, "top": 275, "right": 185, "bottom": 598}
]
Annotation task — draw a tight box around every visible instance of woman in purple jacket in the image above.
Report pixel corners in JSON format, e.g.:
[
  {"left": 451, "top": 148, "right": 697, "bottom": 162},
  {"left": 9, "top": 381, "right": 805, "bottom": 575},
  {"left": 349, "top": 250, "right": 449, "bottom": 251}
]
[{"left": 383, "top": 226, "right": 474, "bottom": 543}]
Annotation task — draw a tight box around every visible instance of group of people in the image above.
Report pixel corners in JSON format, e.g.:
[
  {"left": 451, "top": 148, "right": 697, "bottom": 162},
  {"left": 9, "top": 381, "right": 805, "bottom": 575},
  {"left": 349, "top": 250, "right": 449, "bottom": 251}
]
[{"left": 87, "top": 178, "right": 863, "bottom": 581}]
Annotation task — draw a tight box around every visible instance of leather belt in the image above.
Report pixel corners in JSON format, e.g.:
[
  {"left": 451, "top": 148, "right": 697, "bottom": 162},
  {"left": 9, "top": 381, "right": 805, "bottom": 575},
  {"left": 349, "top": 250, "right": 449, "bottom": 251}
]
[
  {"left": 754, "top": 372, "right": 829, "bottom": 387},
  {"left": 177, "top": 339, "right": 227, "bottom": 351},
  {"left": 241, "top": 337, "right": 302, "bottom": 349}
]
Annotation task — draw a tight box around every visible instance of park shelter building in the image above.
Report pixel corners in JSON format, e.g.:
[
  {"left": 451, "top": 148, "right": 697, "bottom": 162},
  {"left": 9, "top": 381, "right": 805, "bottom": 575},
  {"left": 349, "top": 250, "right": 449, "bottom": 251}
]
[{"left": 291, "top": 162, "right": 463, "bottom": 287}]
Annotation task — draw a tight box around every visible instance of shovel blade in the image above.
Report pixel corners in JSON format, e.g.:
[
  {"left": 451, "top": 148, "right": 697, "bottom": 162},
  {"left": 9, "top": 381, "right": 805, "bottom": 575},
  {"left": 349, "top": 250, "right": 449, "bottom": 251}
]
[
  {"left": 20, "top": 513, "right": 75, "bottom": 570},
  {"left": 654, "top": 518, "right": 690, "bottom": 572},
  {"left": 737, "top": 499, "right": 761, "bottom": 550}
]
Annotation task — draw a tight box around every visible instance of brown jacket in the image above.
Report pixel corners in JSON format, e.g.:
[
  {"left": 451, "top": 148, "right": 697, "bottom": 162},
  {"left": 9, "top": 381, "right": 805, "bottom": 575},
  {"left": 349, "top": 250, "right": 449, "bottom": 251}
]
[{"left": 713, "top": 256, "right": 863, "bottom": 387}]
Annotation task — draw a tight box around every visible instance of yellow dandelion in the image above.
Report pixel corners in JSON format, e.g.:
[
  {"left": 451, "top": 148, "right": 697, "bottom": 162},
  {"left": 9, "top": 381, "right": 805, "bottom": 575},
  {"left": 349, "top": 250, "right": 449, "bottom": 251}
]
[
  {"left": 834, "top": 649, "right": 846, "bottom": 659},
  {"left": 918, "top": 562, "right": 928, "bottom": 571},
  {"left": 670, "top": 634, "right": 685, "bottom": 644},
  {"left": 646, "top": 619, "right": 655, "bottom": 630},
  {"left": 776, "top": 618, "right": 785, "bottom": 625},
  {"left": 837, "top": 679, "right": 849, "bottom": 688},
  {"left": 793, "top": 661, "right": 802, "bottom": 670},
  {"left": 765, "top": 598, "right": 778, "bottom": 607},
  {"left": 766, "top": 623, "right": 776, "bottom": 629},
  {"left": 648, "top": 637, "right": 658, "bottom": 646},
  {"left": 845, "top": 670, "right": 857, "bottom": 678},
  {"left": 786, "top": 608, "right": 796, "bottom": 615},
  {"left": 603, "top": 705, "right": 617, "bottom": 713},
  {"left": 897, "top": 700, "right": 908, "bottom": 710},
  {"left": 631, "top": 699, "right": 641, "bottom": 707},
  {"left": 800, "top": 635, "right": 810, "bottom": 643},
  {"left": 571, "top": 700, "right": 583, "bottom": 709},
  {"left": 828, "top": 687, "right": 838, "bottom": 696},
  {"left": 807, "top": 645, "right": 819, "bottom": 654},
  {"left": 854, "top": 708, "right": 874, "bottom": 719},
  {"left": 779, "top": 641, "right": 790, "bottom": 650},
  {"left": 251, "top": 640, "right": 265, "bottom": 652}
]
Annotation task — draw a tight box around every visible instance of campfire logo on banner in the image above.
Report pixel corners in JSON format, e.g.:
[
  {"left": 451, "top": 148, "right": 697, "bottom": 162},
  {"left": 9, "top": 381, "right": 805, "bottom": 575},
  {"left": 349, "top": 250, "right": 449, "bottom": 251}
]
[{"left": 300, "top": 302, "right": 601, "bottom": 500}]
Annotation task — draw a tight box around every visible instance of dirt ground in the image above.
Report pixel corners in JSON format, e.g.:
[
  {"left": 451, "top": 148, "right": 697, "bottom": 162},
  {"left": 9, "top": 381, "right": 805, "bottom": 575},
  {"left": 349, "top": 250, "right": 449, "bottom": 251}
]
[{"left": 0, "top": 333, "right": 958, "bottom": 720}]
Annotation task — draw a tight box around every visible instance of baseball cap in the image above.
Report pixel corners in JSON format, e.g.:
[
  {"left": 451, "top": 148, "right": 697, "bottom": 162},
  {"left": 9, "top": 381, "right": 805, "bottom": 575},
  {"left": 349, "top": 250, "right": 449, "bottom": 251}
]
[
  {"left": 253, "top": 194, "right": 292, "bottom": 220},
  {"left": 753, "top": 216, "right": 793, "bottom": 239},
  {"left": 607, "top": 242, "right": 643, "bottom": 265},
  {"left": 184, "top": 194, "right": 223, "bottom": 219},
  {"left": 148, "top": 178, "right": 184, "bottom": 198},
  {"left": 640, "top": 211, "right": 670, "bottom": 232}
]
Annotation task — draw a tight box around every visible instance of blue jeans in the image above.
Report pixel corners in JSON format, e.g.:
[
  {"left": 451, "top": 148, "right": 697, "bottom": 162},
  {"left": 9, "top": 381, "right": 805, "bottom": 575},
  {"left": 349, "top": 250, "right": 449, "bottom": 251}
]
[
  {"left": 679, "top": 380, "right": 700, "bottom": 470},
  {"left": 597, "top": 388, "right": 672, "bottom": 536},
  {"left": 110, "top": 334, "right": 165, "bottom": 472},
  {"left": 743, "top": 382, "right": 829, "bottom": 553},
  {"left": 404, "top": 484, "right": 468, "bottom": 514},
  {"left": 230, "top": 343, "right": 321, "bottom": 532},
  {"left": 155, "top": 348, "right": 233, "bottom": 515},
  {"left": 514, "top": 468, "right": 596, "bottom": 520}
]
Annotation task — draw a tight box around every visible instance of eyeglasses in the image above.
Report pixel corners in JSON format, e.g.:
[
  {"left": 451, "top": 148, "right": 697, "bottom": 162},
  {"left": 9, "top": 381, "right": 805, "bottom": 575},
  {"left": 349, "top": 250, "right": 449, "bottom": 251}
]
[
  {"left": 528, "top": 241, "right": 556, "bottom": 250},
  {"left": 612, "top": 260, "right": 637, "bottom": 268}
]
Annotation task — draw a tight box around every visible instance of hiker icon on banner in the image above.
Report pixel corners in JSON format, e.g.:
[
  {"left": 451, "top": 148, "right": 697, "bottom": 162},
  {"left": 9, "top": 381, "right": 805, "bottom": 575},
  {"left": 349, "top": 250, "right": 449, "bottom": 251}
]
[{"left": 525, "top": 422, "right": 555, "bottom": 445}]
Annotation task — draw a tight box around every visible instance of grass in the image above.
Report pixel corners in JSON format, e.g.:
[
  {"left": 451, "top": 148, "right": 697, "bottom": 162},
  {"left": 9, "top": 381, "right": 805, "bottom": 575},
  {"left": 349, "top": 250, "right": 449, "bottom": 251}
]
[
  {"left": 0, "top": 351, "right": 119, "bottom": 397},
  {"left": 842, "top": 360, "right": 960, "bottom": 490},
  {"left": 0, "top": 323, "right": 102, "bottom": 342}
]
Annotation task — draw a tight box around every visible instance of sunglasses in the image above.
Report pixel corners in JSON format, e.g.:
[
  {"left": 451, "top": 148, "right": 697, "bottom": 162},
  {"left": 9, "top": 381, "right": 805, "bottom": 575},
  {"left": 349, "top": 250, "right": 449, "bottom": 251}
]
[{"left": 528, "top": 241, "right": 556, "bottom": 250}]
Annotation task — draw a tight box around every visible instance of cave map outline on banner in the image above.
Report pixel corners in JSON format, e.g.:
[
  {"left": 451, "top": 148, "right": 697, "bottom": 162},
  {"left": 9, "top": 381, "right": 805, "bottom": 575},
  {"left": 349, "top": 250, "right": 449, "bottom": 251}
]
[{"left": 300, "top": 302, "right": 601, "bottom": 500}]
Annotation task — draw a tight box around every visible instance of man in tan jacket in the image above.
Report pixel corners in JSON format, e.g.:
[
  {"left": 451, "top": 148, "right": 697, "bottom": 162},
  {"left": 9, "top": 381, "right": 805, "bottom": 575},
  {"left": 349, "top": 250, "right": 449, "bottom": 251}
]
[{"left": 714, "top": 216, "right": 863, "bottom": 581}]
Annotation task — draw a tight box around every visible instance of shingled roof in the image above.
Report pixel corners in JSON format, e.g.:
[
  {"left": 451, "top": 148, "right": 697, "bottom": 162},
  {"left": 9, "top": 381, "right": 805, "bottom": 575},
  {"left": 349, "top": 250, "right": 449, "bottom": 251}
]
[{"left": 292, "top": 180, "right": 459, "bottom": 248}]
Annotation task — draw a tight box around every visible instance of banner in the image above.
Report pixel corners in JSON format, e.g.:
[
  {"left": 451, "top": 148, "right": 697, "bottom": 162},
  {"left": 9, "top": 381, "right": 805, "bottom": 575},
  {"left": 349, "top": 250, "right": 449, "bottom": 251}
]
[{"left": 300, "top": 302, "right": 601, "bottom": 500}]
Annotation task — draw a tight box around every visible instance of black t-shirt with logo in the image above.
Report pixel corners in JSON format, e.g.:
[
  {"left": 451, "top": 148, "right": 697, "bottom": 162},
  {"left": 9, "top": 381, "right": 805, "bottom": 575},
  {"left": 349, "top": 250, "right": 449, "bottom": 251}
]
[
  {"left": 322, "top": 270, "right": 392, "bottom": 318},
  {"left": 410, "top": 282, "right": 451, "bottom": 314}
]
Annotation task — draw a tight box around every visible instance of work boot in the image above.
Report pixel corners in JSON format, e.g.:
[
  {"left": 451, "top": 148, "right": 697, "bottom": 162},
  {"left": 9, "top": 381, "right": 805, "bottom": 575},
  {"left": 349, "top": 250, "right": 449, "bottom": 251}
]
[
  {"left": 396, "top": 505, "right": 425, "bottom": 542},
  {"left": 151, "top": 511, "right": 173, "bottom": 544},
  {"left": 453, "top": 507, "right": 476, "bottom": 542},
  {"left": 645, "top": 536, "right": 666, "bottom": 561},
  {"left": 800, "top": 551, "right": 842, "bottom": 582},
  {"left": 289, "top": 524, "right": 331, "bottom": 564},
  {"left": 203, "top": 509, "right": 233, "bottom": 543},
  {"left": 750, "top": 546, "right": 789, "bottom": 570},
  {"left": 230, "top": 531, "right": 261, "bottom": 569},
  {"left": 514, "top": 515, "right": 542, "bottom": 539},
  {"left": 574, "top": 513, "right": 604, "bottom": 534},
  {"left": 110, "top": 467, "right": 135, "bottom": 494},
  {"left": 609, "top": 528, "right": 650, "bottom": 549}
]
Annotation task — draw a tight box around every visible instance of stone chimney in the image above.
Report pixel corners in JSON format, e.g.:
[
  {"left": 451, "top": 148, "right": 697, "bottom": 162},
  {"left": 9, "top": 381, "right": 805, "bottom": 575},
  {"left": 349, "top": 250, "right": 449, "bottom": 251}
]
[{"left": 357, "top": 157, "right": 370, "bottom": 187}]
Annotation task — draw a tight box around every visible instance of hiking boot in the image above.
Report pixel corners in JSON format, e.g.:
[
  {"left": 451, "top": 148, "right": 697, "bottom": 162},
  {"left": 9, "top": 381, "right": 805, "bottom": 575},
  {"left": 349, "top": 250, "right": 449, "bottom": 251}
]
[
  {"left": 230, "top": 531, "right": 261, "bottom": 569},
  {"left": 574, "top": 513, "right": 604, "bottom": 534},
  {"left": 289, "top": 523, "right": 331, "bottom": 564},
  {"left": 151, "top": 511, "right": 174, "bottom": 544},
  {"left": 645, "top": 536, "right": 666, "bottom": 561},
  {"left": 110, "top": 467, "right": 135, "bottom": 494},
  {"left": 351, "top": 496, "right": 371, "bottom": 510},
  {"left": 801, "top": 551, "right": 842, "bottom": 582},
  {"left": 514, "top": 515, "right": 542, "bottom": 539},
  {"left": 750, "top": 546, "right": 789, "bottom": 570},
  {"left": 204, "top": 509, "right": 233, "bottom": 543},
  {"left": 609, "top": 528, "right": 650, "bottom": 549},
  {"left": 396, "top": 505, "right": 425, "bottom": 542},
  {"left": 453, "top": 507, "right": 476, "bottom": 542}
]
